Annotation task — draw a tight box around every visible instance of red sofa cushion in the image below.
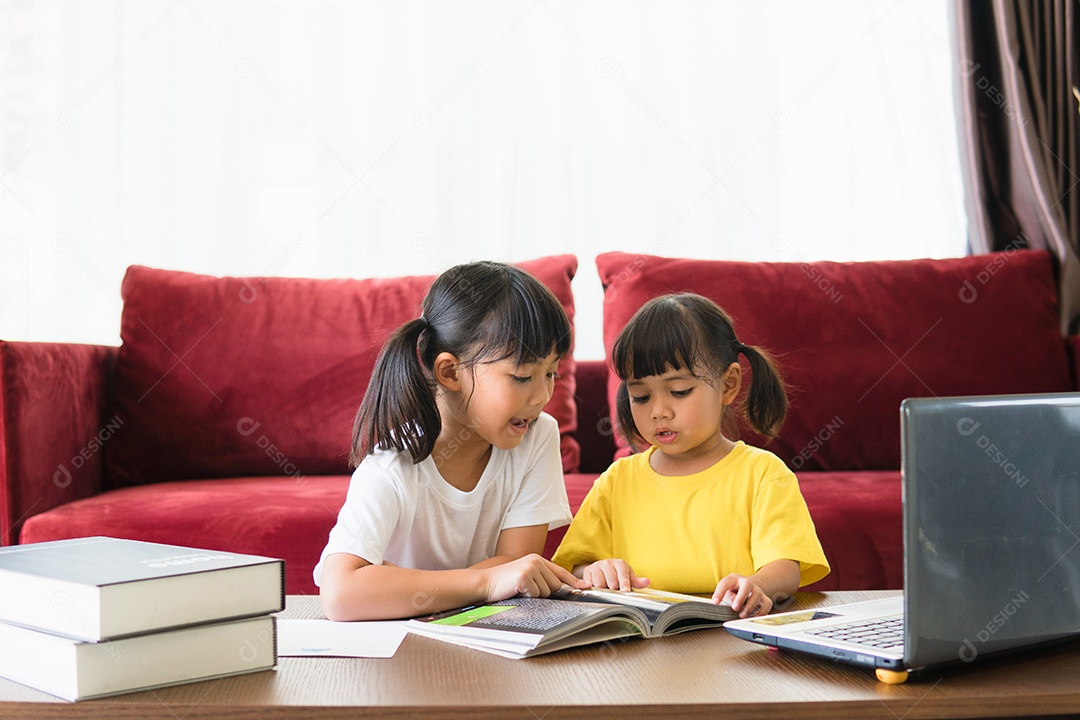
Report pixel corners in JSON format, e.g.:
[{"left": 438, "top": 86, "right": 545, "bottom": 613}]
[
  {"left": 104, "top": 256, "right": 580, "bottom": 489},
  {"left": 596, "top": 251, "right": 1071, "bottom": 471},
  {"left": 19, "top": 476, "right": 350, "bottom": 596},
  {"left": 796, "top": 470, "right": 902, "bottom": 591}
]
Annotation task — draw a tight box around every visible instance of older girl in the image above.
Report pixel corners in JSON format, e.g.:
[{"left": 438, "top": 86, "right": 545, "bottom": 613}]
[{"left": 317, "top": 261, "right": 586, "bottom": 620}]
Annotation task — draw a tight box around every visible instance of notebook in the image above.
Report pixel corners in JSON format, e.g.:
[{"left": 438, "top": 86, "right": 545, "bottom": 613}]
[{"left": 724, "top": 392, "right": 1080, "bottom": 675}]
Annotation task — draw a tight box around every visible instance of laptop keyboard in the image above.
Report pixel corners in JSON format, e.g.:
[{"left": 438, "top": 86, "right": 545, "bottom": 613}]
[{"left": 806, "top": 616, "right": 904, "bottom": 650}]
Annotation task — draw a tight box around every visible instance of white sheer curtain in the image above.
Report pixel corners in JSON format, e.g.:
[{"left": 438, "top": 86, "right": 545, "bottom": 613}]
[{"left": 1, "top": 0, "right": 965, "bottom": 360}]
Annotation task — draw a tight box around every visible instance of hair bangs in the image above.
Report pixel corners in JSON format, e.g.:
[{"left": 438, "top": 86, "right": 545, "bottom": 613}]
[
  {"left": 613, "top": 299, "right": 706, "bottom": 381},
  {"left": 465, "top": 275, "right": 571, "bottom": 368}
]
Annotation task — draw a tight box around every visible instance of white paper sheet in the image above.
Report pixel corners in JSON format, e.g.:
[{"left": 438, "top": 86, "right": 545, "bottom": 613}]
[{"left": 277, "top": 618, "right": 408, "bottom": 658}]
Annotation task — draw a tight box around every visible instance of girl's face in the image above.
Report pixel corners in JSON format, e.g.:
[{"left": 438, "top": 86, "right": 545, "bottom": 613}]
[
  {"left": 446, "top": 350, "right": 562, "bottom": 451},
  {"left": 626, "top": 362, "right": 740, "bottom": 472}
]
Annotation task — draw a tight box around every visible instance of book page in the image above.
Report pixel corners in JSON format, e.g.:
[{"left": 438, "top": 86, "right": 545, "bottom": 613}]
[
  {"left": 427, "top": 598, "right": 606, "bottom": 634},
  {"left": 558, "top": 587, "right": 736, "bottom": 631}
]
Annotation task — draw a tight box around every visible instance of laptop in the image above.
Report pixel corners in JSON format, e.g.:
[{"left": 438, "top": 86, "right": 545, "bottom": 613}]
[{"left": 724, "top": 392, "right": 1080, "bottom": 675}]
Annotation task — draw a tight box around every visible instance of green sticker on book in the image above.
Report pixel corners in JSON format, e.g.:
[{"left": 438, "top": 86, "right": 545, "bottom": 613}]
[{"left": 431, "top": 606, "right": 511, "bottom": 626}]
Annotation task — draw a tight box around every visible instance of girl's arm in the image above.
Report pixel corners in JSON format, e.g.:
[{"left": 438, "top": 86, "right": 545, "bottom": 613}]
[
  {"left": 710, "top": 559, "right": 800, "bottom": 618},
  {"left": 319, "top": 549, "right": 586, "bottom": 621},
  {"left": 468, "top": 524, "right": 549, "bottom": 569}
]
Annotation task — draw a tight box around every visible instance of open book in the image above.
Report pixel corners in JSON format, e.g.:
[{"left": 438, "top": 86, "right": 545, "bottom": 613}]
[{"left": 405, "top": 586, "right": 736, "bottom": 658}]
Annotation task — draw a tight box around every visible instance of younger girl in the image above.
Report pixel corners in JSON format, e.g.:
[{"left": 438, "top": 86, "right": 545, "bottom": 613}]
[
  {"left": 316, "top": 261, "right": 587, "bottom": 621},
  {"left": 552, "top": 293, "right": 829, "bottom": 617}
]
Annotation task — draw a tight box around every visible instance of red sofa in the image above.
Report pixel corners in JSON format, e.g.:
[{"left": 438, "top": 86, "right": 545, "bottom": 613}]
[{"left": 3, "top": 251, "right": 1078, "bottom": 596}]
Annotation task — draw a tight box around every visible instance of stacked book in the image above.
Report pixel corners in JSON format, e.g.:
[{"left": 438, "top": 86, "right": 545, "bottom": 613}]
[{"left": 0, "top": 536, "right": 284, "bottom": 701}]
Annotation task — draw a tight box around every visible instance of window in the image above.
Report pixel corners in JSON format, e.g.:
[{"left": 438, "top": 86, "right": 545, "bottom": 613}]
[{"left": 0, "top": 1, "right": 965, "bottom": 359}]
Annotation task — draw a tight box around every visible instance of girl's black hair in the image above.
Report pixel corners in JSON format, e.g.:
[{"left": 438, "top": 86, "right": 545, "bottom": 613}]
[
  {"left": 611, "top": 293, "right": 787, "bottom": 451},
  {"left": 350, "top": 261, "right": 572, "bottom": 465}
]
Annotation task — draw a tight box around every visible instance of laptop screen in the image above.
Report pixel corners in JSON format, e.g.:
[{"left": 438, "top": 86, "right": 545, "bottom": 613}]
[{"left": 902, "top": 393, "right": 1080, "bottom": 668}]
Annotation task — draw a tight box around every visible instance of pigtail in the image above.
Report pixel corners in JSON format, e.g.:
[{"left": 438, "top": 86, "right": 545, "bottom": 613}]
[
  {"left": 736, "top": 343, "right": 788, "bottom": 438},
  {"left": 350, "top": 318, "right": 440, "bottom": 466}
]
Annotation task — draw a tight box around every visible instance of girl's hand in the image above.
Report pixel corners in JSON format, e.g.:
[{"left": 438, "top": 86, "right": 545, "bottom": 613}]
[
  {"left": 483, "top": 554, "right": 587, "bottom": 602},
  {"left": 712, "top": 574, "right": 772, "bottom": 618},
  {"left": 579, "top": 559, "right": 650, "bottom": 592}
]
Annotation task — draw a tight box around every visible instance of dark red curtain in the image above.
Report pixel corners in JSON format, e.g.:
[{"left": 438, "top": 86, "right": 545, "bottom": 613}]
[{"left": 952, "top": 0, "right": 1080, "bottom": 334}]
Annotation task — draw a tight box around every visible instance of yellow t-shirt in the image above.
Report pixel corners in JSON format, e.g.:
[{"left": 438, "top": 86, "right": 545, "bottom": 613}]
[{"left": 552, "top": 442, "right": 830, "bottom": 594}]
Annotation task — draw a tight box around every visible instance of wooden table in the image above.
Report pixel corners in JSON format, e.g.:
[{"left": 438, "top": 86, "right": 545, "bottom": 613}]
[{"left": 2, "top": 591, "right": 1080, "bottom": 719}]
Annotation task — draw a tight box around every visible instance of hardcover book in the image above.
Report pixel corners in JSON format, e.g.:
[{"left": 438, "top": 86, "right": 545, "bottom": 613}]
[
  {"left": 406, "top": 586, "right": 736, "bottom": 658},
  {"left": 0, "top": 615, "right": 276, "bottom": 701},
  {"left": 0, "top": 536, "right": 284, "bottom": 641}
]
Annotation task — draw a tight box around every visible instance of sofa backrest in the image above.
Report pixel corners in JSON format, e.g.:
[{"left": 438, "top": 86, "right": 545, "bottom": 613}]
[
  {"left": 596, "top": 250, "right": 1073, "bottom": 471},
  {"left": 104, "top": 257, "right": 580, "bottom": 488}
]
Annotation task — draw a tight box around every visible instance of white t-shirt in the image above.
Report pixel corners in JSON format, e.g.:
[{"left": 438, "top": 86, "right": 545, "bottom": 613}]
[{"left": 313, "top": 412, "right": 572, "bottom": 586}]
